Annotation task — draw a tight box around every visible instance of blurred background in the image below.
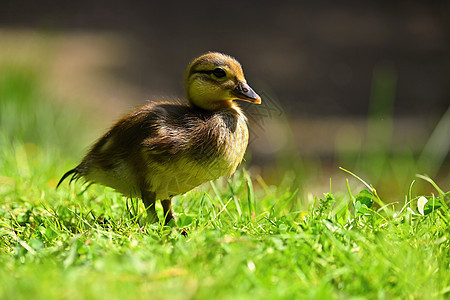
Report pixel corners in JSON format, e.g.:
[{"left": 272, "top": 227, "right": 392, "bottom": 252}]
[{"left": 1, "top": 0, "right": 449, "bottom": 203}]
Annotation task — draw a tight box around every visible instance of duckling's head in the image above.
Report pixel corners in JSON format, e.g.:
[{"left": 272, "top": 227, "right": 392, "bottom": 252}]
[{"left": 185, "top": 52, "right": 261, "bottom": 110}]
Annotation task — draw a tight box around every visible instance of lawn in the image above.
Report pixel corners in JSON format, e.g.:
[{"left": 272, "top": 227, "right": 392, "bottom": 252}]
[{"left": 0, "top": 56, "right": 449, "bottom": 300}]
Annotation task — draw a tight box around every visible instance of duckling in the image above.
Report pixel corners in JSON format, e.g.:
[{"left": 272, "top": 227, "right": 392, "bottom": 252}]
[{"left": 57, "top": 52, "right": 261, "bottom": 224}]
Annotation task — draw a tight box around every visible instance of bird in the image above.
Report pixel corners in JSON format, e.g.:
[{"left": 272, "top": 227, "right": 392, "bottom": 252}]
[{"left": 57, "top": 52, "right": 261, "bottom": 225}]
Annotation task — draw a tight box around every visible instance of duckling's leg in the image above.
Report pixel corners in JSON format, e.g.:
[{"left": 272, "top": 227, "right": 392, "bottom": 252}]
[
  {"left": 141, "top": 190, "right": 158, "bottom": 223},
  {"left": 161, "top": 199, "right": 174, "bottom": 225}
]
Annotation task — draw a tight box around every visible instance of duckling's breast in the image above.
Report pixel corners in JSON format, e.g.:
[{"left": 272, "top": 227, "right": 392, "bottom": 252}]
[
  {"left": 147, "top": 107, "right": 248, "bottom": 199},
  {"left": 194, "top": 108, "right": 249, "bottom": 175}
]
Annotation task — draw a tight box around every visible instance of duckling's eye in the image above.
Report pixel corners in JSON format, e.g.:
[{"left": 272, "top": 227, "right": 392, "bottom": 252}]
[{"left": 212, "top": 68, "right": 226, "bottom": 78}]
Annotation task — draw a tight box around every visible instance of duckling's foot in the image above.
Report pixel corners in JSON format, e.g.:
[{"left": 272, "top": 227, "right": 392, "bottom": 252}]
[{"left": 180, "top": 228, "right": 188, "bottom": 238}]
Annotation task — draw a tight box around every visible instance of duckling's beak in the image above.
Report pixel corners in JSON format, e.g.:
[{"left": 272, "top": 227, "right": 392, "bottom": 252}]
[{"left": 232, "top": 82, "right": 261, "bottom": 104}]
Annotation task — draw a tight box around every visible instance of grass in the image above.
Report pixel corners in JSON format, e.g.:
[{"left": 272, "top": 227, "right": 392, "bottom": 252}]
[{"left": 1, "top": 59, "right": 449, "bottom": 300}]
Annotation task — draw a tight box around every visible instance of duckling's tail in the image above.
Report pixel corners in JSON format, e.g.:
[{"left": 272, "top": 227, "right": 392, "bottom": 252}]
[{"left": 56, "top": 168, "right": 82, "bottom": 189}]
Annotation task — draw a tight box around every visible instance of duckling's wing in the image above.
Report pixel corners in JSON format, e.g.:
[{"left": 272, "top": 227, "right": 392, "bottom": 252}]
[
  {"left": 141, "top": 131, "right": 189, "bottom": 155},
  {"left": 139, "top": 103, "right": 198, "bottom": 156},
  {"left": 84, "top": 103, "right": 193, "bottom": 169}
]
